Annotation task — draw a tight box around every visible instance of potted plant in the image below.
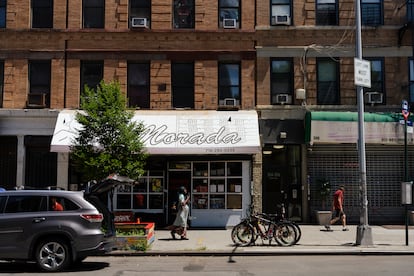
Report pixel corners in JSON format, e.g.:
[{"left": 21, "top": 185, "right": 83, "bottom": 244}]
[{"left": 315, "top": 179, "right": 332, "bottom": 226}]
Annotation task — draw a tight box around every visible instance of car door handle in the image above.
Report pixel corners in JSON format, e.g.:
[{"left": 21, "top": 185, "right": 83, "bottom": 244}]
[{"left": 33, "top": 217, "right": 46, "bottom": 223}]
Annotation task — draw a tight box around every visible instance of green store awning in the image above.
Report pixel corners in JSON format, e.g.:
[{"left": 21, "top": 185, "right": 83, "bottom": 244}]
[{"left": 305, "top": 111, "right": 413, "bottom": 145}]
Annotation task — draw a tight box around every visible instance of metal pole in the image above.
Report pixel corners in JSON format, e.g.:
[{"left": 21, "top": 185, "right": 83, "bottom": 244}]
[
  {"left": 405, "top": 120, "right": 409, "bottom": 246},
  {"left": 355, "top": 0, "right": 373, "bottom": 246}
]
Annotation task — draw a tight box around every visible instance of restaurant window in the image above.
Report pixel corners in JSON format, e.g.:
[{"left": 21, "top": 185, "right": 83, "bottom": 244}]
[
  {"left": 219, "top": 0, "right": 240, "bottom": 29},
  {"left": 361, "top": 0, "right": 383, "bottom": 26},
  {"left": 192, "top": 161, "right": 243, "bottom": 210},
  {"left": 172, "top": 62, "right": 194, "bottom": 108},
  {"left": 83, "top": 0, "right": 104, "bottom": 28},
  {"left": 0, "top": 0, "right": 6, "bottom": 28},
  {"left": 218, "top": 62, "right": 240, "bottom": 107},
  {"left": 270, "top": 59, "right": 293, "bottom": 105},
  {"left": 115, "top": 171, "right": 164, "bottom": 210},
  {"left": 173, "top": 0, "right": 194, "bottom": 29},
  {"left": 317, "top": 57, "right": 340, "bottom": 105},
  {"left": 128, "top": 62, "right": 150, "bottom": 109},
  {"left": 0, "top": 60, "right": 3, "bottom": 107},
  {"left": 129, "top": 0, "right": 151, "bottom": 28},
  {"left": 316, "top": 0, "right": 337, "bottom": 26},
  {"left": 80, "top": 60, "right": 103, "bottom": 96},
  {"left": 32, "top": 0, "right": 53, "bottom": 28},
  {"left": 271, "top": 0, "right": 291, "bottom": 26},
  {"left": 29, "top": 60, "right": 51, "bottom": 108}
]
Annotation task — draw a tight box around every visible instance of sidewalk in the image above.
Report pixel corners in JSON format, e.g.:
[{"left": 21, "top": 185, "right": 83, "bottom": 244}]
[{"left": 109, "top": 225, "right": 414, "bottom": 256}]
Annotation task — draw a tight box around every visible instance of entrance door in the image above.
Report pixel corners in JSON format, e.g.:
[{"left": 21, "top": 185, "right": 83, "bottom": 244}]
[
  {"left": 262, "top": 145, "right": 302, "bottom": 221},
  {"left": 167, "top": 170, "right": 191, "bottom": 225}
]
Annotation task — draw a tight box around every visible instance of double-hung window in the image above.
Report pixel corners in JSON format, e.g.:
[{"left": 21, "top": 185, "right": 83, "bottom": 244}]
[
  {"left": 0, "top": 0, "right": 6, "bottom": 28},
  {"left": 219, "top": 0, "right": 240, "bottom": 29},
  {"left": 270, "top": 59, "right": 293, "bottom": 105},
  {"left": 173, "top": 0, "right": 194, "bottom": 29},
  {"left": 0, "top": 60, "right": 3, "bottom": 107},
  {"left": 129, "top": 0, "right": 151, "bottom": 28},
  {"left": 172, "top": 62, "right": 194, "bottom": 108},
  {"left": 80, "top": 61, "right": 103, "bottom": 96},
  {"left": 408, "top": 0, "right": 414, "bottom": 23},
  {"left": 317, "top": 58, "right": 340, "bottom": 105},
  {"left": 128, "top": 62, "right": 150, "bottom": 109},
  {"left": 361, "top": 0, "right": 383, "bottom": 26},
  {"left": 218, "top": 63, "right": 240, "bottom": 106},
  {"left": 409, "top": 59, "right": 414, "bottom": 106},
  {"left": 29, "top": 60, "right": 51, "bottom": 108},
  {"left": 271, "top": 0, "right": 291, "bottom": 26},
  {"left": 364, "top": 58, "right": 384, "bottom": 104},
  {"left": 32, "top": 0, "right": 53, "bottom": 28},
  {"left": 83, "top": 0, "right": 104, "bottom": 29},
  {"left": 316, "top": 0, "right": 338, "bottom": 26}
]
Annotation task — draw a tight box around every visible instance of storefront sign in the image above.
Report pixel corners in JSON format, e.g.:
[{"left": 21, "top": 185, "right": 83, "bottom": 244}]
[{"left": 51, "top": 110, "right": 261, "bottom": 154}]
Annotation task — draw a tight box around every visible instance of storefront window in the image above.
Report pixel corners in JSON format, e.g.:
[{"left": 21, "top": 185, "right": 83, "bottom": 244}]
[
  {"left": 115, "top": 170, "right": 164, "bottom": 210},
  {"left": 192, "top": 161, "right": 243, "bottom": 210}
]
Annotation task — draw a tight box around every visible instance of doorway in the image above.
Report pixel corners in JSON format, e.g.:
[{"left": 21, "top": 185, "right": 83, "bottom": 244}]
[
  {"left": 262, "top": 145, "right": 302, "bottom": 221},
  {"left": 167, "top": 170, "right": 191, "bottom": 225}
]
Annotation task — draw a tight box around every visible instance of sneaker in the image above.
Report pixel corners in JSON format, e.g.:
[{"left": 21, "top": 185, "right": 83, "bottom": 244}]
[
  {"left": 342, "top": 228, "right": 349, "bottom": 231},
  {"left": 324, "top": 225, "right": 331, "bottom": 231},
  {"left": 170, "top": 230, "right": 176, "bottom": 239}
]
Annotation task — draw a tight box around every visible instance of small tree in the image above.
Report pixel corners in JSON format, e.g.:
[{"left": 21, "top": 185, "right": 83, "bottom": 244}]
[{"left": 70, "top": 80, "right": 147, "bottom": 182}]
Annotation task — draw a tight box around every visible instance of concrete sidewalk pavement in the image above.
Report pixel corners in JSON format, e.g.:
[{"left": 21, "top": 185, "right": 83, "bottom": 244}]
[{"left": 109, "top": 225, "right": 414, "bottom": 256}]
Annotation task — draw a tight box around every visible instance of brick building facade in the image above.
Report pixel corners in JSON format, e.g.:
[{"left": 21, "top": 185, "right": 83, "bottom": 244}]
[{"left": 1, "top": 0, "right": 414, "bottom": 225}]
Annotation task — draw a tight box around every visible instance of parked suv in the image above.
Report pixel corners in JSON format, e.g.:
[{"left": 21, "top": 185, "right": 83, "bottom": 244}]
[{"left": 0, "top": 188, "right": 115, "bottom": 272}]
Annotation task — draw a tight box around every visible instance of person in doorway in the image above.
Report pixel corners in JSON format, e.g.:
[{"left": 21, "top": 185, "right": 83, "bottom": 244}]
[
  {"left": 51, "top": 197, "right": 64, "bottom": 211},
  {"left": 169, "top": 186, "right": 190, "bottom": 240},
  {"left": 325, "top": 186, "right": 348, "bottom": 231}
]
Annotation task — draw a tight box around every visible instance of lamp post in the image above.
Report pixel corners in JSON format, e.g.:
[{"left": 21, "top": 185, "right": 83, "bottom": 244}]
[{"left": 355, "top": 0, "right": 373, "bottom": 246}]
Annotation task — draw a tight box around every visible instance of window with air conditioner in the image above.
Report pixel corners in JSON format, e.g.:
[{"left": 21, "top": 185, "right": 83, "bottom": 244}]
[
  {"left": 271, "top": 59, "right": 293, "bottom": 105},
  {"left": 364, "top": 59, "right": 385, "bottom": 104},
  {"left": 219, "top": 0, "right": 240, "bottom": 29},
  {"left": 28, "top": 60, "right": 51, "bottom": 108},
  {"left": 130, "top": 0, "right": 151, "bottom": 28},
  {"left": 218, "top": 63, "right": 240, "bottom": 107},
  {"left": 271, "top": 0, "right": 291, "bottom": 26}
]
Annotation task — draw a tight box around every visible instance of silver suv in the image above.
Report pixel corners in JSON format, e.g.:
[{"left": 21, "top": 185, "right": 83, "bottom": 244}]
[{"left": 0, "top": 189, "right": 115, "bottom": 272}]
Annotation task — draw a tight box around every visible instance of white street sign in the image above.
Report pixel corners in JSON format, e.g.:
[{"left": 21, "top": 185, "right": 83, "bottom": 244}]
[{"left": 354, "top": 58, "right": 371, "bottom": 88}]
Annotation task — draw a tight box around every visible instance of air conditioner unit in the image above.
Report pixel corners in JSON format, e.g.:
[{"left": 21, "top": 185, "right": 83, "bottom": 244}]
[
  {"left": 131, "top": 17, "right": 148, "bottom": 28},
  {"left": 364, "top": 92, "right": 383, "bottom": 104},
  {"left": 219, "top": 98, "right": 238, "bottom": 106},
  {"left": 272, "top": 14, "right": 291, "bottom": 25},
  {"left": 27, "top": 93, "right": 46, "bottom": 108},
  {"left": 274, "top": 94, "right": 292, "bottom": 104},
  {"left": 223, "top": 18, "right": 237, "bottom": 29}
]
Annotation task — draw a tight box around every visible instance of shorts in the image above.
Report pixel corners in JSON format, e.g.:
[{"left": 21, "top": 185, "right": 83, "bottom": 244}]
[{"left": 334, "top": 209, "right": 345, "bottom": 218}]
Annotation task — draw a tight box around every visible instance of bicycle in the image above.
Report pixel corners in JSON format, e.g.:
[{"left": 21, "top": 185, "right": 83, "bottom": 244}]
[{"left": 231, "top": 211, "right": 298, "bottom": 246}]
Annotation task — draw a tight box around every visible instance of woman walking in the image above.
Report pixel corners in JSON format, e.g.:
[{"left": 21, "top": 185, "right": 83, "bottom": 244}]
[{"left": 170, "top": 186, "right": 190, "bottom": 240}]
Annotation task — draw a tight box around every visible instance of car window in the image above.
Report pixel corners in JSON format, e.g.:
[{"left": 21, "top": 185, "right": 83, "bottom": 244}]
[
  {"left": 0, "top": 196, "right": 6, "bottom": 213},
  {"left": 48, "top": 196, "right": 80, "bottom": 211},
  {"left": 4, "top": 196, "right": 47, "bottom": 213}
]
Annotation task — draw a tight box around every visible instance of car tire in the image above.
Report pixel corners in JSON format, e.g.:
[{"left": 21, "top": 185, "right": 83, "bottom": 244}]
[{"left": 35, "top": 238, "right": 71, "bottom": 272}]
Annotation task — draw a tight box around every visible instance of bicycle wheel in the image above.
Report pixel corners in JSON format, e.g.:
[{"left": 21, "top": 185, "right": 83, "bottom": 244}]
[
  {"left": 231, "top": 221, "right": 255, "bottom": 246},
  {"left": 290, "top": 221, "right": 302, "bottom": 244},
  {"left": 273, "top": 222, "right": 297, "bottom": 246}
]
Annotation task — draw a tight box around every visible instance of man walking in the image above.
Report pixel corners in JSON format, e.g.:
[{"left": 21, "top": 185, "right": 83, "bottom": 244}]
[{"left": 325, "top": 186, "right": 349, "bottom": 231}]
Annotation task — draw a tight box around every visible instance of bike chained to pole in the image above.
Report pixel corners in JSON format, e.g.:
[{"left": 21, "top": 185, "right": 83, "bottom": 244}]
[{"left": 231, "top": 204, "right": 302, "bottom": 247}]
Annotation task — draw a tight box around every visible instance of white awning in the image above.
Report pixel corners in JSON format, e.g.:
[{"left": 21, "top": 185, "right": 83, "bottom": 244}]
[{"left": 50, "top": 110, "right": 261, "bottom": 154}]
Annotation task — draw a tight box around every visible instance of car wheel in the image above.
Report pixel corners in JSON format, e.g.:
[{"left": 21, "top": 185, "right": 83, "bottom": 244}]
[{"left": 35, "top": 238, "right": 71, "bottom": 272}]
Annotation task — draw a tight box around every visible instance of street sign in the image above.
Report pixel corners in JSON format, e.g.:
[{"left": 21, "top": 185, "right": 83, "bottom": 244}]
[
  {"left": 354, "top": 58, "right": 371, "bottom": 88},
  {"left": 402, "top": 100, "right": 410, "bottom": 121}
]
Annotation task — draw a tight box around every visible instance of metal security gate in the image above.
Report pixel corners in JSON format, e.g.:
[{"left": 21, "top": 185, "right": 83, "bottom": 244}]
[{"left": 308, "top": 145, "right": 414, "bottom": 224}]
